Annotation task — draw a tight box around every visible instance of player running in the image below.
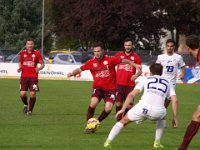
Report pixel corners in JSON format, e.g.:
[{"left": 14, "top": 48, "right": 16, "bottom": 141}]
[
  {"left": 104, "top": 63, "right": 178, "bottom": 148},
  {"left": 67, "top": 42, "right": 141, "bottom": 133},
  {"left": 154, "top": 39, "right": 185, "bottom": 148},
  {"left": 115, "top": 38, "right": 142, "bottom": 121},
  {"left": 177, "top": 35, "right": 200, "bottom": 150},
  {"left": 17, "top": 39, "right": 45, "bottom": 115}
]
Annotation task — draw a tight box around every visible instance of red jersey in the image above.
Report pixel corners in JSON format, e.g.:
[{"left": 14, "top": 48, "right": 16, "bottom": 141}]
[
  {"left": 115, "top": 51, "right": 141, "bottom": 87},
  {"left": 80, "top": 55, "right": 121, "bottom": 89},
  {"left": 197, "top": 50, "right": 200, "bottom": 65},
  {"left": 19, "top": 49, "right": 43, "bottom": 78}
]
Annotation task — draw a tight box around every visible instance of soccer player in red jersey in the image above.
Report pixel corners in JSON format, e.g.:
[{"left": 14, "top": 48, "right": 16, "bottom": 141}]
[
  {"left": 67, "top": 42, "right": 141, "bottom": 133},
  {"left": 17, "top": 39, "right": 45, "bottom": 115},
  {"left": 177, "top": 35, "right": 200, "bottom": 150},
  {"left": 115, "top": 38, "right": 142, "bottom": 121}
]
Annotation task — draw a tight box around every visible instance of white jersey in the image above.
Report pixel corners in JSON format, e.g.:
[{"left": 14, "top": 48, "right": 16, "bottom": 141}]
[
  {"left": 135, "top": 75, "right": 176, "bottom": 110},
  {"left": 156, "top": 53, "right": 185, "bottom": 85}
]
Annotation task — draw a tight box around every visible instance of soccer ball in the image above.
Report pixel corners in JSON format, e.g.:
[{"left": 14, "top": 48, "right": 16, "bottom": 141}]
[{"left": 87, "top": 118, "right": 100, "bottom": 131}]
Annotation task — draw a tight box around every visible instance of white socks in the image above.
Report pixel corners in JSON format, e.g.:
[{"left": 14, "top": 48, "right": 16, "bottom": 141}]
[
  {"left": 107, "top": 122, "right": 124, "bottom": 141},
  {"left": 155, "top": 119, "right": 166, "bottom": 141}
]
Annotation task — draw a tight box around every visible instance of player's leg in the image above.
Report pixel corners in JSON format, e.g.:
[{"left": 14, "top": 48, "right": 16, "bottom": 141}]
[
  {"left": 178, "top": 105, "right": 200, "bottom": 150},
  {"left": 28, "top": 78, "right": 39, "bottom": 115},
  {"left": 20, "top": 77, "right": 28, "bottom": 113},
  {"left": 98, "top": 89, "right": 115, "bottom": 122},
  {"left": 124, "top": 86, "right": 134, "bottom": 114},
  {"left": 104, "top": 114, "right": 131, "bottom": 148},
  {"left": 116, "top": 85, "right": 124, "bottom": 121},
  {"left": 86, "top": 97, "right": 99, "bottom": 121},
  {"left": 104, "top": 103, "right": 144, "bottom": 148},
  {"left": 154, "top": 118, "right": 166, "bottom": 148},
  {"left": 98, "top": 101, "right": 113, "bottom": 122},
  {"left": 153, "top": 98, "right": 170, "bottom": 148}
]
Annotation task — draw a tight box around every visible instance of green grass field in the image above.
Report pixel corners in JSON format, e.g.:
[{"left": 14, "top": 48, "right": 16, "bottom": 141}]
[{"left": 0, "top": 78, "right": 199, "bottom": 150}]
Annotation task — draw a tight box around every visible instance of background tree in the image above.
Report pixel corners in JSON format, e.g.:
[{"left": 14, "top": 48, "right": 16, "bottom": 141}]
[
  {"left": 159, "top": 0, "right": 200, "bottom": 50},
  {"left": 0, "top": 0, "right": 42, "bottom": 52},
  {"left": 52, "top": 0, "right": 166, "bottom": 51}
]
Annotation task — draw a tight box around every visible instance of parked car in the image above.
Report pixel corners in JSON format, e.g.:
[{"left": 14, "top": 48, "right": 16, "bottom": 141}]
[
  {"left": 52, "top": 52, "right": 91, "bottom": 65},
  {"left": 0, "top": 49, "right": 15, "bottom": 61},
  {"left": 48, "top": 50, "right": 77, "bottom": 64}
]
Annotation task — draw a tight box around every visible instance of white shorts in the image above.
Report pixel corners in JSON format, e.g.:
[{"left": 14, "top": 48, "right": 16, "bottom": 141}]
[{"left": 127, "top": 103, "right": 166, "bottom": 124}]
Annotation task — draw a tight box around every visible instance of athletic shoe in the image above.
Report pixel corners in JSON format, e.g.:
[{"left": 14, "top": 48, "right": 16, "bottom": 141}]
[
  {"left": 104, "top": 139, "right": 112, "bottom": 148},
  {"left": 23, "top": 105, "right": 28, "bottom": 113},
  {"left": 27, "top": 111, "right": 32, "bottom": 116},
  {"left": 153, "top": 140, "right": 164, "bottom": 148}
]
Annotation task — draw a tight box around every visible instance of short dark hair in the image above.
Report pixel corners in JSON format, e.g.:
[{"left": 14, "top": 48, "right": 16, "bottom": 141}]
[
  {"left": 186, "top": 35, "right": 199, "bottom": 50},
  {"left": 93, "top": 42, "right": 104, "bottom": 50},
  {"left": 25, "top": 38, "right": 35, "bottom": 44},
  {"left": 150, "top": 63, "right": 163, "bottom": 76},
  {"left": 166, "top": 39, "right": 175, "bottom": 45},
  {"left": 124, "top": 37, "right": 134, "bottom": 44}
]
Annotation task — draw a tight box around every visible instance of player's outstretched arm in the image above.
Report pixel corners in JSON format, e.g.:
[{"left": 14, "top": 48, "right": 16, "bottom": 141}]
[
  {"left": 67, "top": 68, "right": 82, "bottom": 77},
  {"left": 170, "top": 95, "right": 178, "bottom": 128}
]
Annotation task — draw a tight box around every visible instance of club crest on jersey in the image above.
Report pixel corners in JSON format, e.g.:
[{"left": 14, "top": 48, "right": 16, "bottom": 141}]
[
  {"left": 32, "top": 54, "right": 35, "bottom": 58},
  {"left": 24, "top": 54, "right": 27, "bottom": 57},
  {"left": 130, "top": 56, "right": 134, "bottom": 60},
  {"left": 93, "top": 63, "right": 98, "bottom": 67},
  {"left": 103, "top": 61, "right": 108, "bottom": 65}
]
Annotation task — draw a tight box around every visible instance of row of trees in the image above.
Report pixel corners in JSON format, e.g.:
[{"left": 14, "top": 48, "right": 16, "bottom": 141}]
[{"left": 0, "top": 0, "right": 200, "bottom": 52}]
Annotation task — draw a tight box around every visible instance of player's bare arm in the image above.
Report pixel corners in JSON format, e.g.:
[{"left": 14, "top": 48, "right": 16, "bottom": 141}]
[
  {"left": 180, "top": 66, "right": 186, "bottom": 80},
  {"left": 170, "top": 95, "right": 178, "bottom": 128},
  {"left": 67, "top": 68, "right": 82, "bottom": 77},
  {"left": 131, "top": 68, "right": 142, "bottom": 81},
  {"left": 36, "top": 60, "right": 45, "bottom": 73},
  {"left": 116, "top": 89, "right": 140, "bottom": 118},
  {"left": 17, "top": 62, "right": 22, "bottom": 73},
  {"left": 121, "top": 59, "right": 142, "bottom": 69}
]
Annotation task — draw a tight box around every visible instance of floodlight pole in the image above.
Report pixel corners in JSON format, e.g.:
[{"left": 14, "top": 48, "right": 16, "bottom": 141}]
[{"left": 41, "top": 0, "right": 45, "bottom": 57}]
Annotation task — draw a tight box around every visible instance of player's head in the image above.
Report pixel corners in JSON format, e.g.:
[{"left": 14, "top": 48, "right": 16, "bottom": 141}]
[
  {"left": 150, "top": 63, "right": 163, "bottom": 76},
  {"left": 93, "top": 42, "right": 104, "bottom": 59},
  {"left": 124, "top": 37, "right": 134, "bottom": 53},
  {"left": 186, "top": 35, "right": 199, "bottom": 57},
  {"left": 25, "top": 38, "right": 35, "bottom": 51},
  {"left": 166, "top": 39, "right": 175, "bottom": 54}
]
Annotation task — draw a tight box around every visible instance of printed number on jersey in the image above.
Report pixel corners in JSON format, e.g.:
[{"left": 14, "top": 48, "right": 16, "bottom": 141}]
[
  {"left": 166, "top": 66, "right": 174, "bottom": 72},
  {"left": 147, "top": 77, "right": 168, "bottom": 94}
]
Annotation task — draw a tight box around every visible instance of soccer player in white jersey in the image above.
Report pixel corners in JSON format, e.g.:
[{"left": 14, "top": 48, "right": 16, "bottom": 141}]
[
  {"left": 154, "top": 39, "right": 185, "bottom": 148},
  {"left": 104, "top": 63, "right": 178, "bottom": 148}
]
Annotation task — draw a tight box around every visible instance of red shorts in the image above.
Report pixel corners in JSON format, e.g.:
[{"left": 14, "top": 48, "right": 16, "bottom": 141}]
[
  {"left": 91, "top": 87, "right": 116, "bottom": 104},
  {"left": 20, "top": 77, "right": 39, "bottom": 92},
  {"left": 116, "top": 84, "right": 134, "bottom": 102}
]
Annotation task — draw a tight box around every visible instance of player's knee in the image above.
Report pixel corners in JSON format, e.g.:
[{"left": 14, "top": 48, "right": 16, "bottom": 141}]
[
  {"left": 116, "top": 101, "right": 122, "bottom": 107},
  {"left": 30, "top": 92, "right": 36, "bottom": 98},
  {"left": 105, "top": 104, "right": 113, "bottom": 112},
  {"left": 20, "top": 92, "right": 26, "bottom": 98}
]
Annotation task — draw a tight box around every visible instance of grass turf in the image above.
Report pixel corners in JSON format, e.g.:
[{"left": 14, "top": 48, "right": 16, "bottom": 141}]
[{"left": 0, "top": 79, "right": 199, "bottom": 150}]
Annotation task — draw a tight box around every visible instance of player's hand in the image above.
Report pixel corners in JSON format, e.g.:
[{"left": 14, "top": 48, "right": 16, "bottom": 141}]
[
  {"left": 116, "top": 109, "right": 125, "bottom": 119},
  {"left": 67, "top": 72, "right": 72, "bottom": 77},
  {"left": 172, "top": 117, "right": 178, "bottom": 128},
  {"left": 17, "top": 68, "right": 22, "bottom": 73}
]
